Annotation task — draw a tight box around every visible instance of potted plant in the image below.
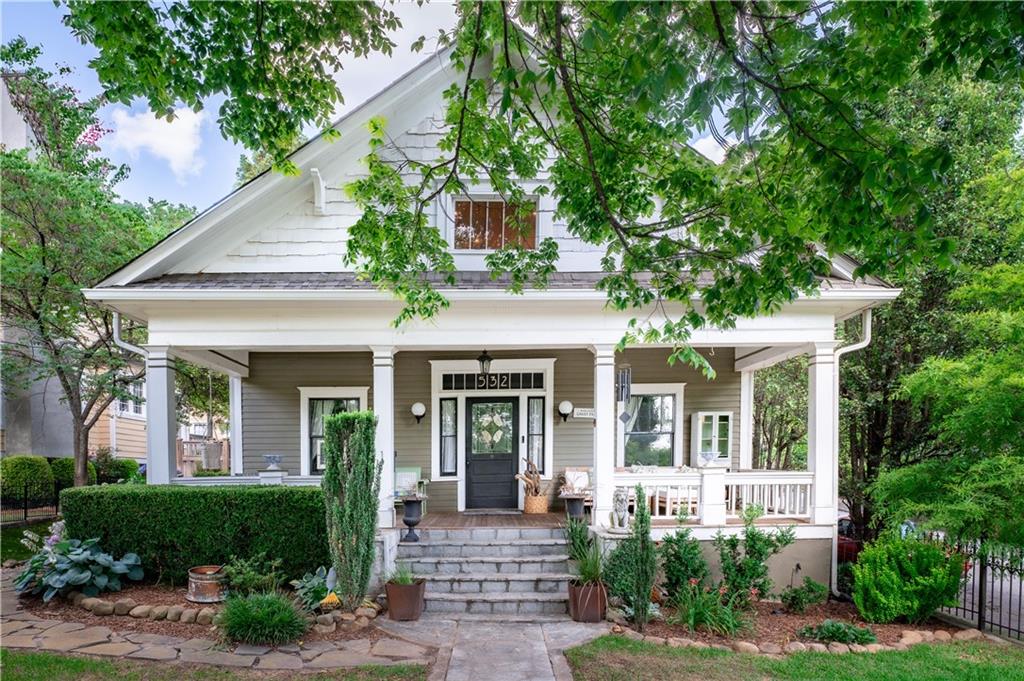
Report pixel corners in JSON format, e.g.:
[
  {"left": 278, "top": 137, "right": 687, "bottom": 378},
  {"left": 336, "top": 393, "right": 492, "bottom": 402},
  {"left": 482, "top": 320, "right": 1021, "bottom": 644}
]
[
  {"left": 559, "top": 479, "right": 587, "bottom": 521},
  {"left": 385, "top": 563, "right": 425, "bottom": 621},
  {"left": 516, "top": 460, "right": 549, "bottom": 514},
  {"left": 568, "top": 542, "right": 607, "bottom": 622}
]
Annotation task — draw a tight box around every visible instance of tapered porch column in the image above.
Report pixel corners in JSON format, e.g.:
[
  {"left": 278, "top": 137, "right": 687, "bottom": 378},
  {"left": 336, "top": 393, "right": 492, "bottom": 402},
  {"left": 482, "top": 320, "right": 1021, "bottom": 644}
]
[
  {"left": 372, "top": 347, "right": 396, "bottom": 529},
  {"left": 591, "top": 345, "right": 616, "bottom": 526},
  {"left": 145, "top": 347, "right": 177, "bottom": 484},
  {"left": 807, "top": 343, "right": 838, "bottom": 525}
]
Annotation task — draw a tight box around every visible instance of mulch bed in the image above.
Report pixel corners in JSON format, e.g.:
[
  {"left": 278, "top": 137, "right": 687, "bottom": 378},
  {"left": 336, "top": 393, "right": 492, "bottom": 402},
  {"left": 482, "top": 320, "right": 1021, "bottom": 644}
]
[
  {"left": 638, "top": 599, "right": 959, "bottom": 647},
  {"left": 19, "top": 581, "right": 389, "bottom": 644}
]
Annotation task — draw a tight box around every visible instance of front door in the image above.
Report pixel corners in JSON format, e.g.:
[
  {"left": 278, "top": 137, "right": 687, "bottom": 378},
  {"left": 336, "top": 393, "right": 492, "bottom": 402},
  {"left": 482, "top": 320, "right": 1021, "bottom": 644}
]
[{"left": 466, "top": 397, "right": 519, "bottom": 509}]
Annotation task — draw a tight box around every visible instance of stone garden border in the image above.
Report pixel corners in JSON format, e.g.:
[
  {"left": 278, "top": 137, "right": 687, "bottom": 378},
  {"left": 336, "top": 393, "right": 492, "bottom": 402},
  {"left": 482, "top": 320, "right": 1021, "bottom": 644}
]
[{"left": 614, "top": 623, "right": 1004, "bottom": 655}]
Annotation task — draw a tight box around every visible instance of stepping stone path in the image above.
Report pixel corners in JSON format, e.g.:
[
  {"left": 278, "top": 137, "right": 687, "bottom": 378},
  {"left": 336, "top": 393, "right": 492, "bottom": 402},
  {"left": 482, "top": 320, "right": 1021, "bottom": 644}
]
[{"left": 0, "top": 571, "right": 432, "bottom": 672}]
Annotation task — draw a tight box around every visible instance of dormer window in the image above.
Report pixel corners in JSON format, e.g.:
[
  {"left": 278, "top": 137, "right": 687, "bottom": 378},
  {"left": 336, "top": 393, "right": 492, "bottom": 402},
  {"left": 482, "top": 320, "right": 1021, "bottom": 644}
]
[{"left": 453, "top": 198, "right": 536, "bottom": 250}]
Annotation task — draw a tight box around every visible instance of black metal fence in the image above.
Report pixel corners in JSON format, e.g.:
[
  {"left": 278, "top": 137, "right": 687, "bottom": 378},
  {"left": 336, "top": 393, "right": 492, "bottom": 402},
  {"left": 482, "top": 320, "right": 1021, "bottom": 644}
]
[
  {"left": 940, "top": 539, "right": 1023, "bottom": 641},
  {"left": 1, "top": 480, "right": 63, "bottom": 525}
]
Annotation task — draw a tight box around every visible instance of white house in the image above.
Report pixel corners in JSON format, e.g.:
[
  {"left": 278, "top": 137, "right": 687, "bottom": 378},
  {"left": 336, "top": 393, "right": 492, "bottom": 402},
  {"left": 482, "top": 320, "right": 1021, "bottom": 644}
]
[{"left": 84, "top": 49, "right": 898, "bottom": 610}]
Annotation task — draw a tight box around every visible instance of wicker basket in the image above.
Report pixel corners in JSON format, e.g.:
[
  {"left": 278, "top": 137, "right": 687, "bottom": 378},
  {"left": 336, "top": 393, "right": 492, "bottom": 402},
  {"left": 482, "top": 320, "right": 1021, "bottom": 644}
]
[{"left": 523, "top": 495, "right": 550, "bottom": 514}]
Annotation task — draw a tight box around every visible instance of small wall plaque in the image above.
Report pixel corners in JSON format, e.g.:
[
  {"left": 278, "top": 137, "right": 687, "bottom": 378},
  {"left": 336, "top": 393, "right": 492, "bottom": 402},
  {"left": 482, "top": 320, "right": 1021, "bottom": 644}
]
[{"left": 573, "top": 407, "right": 596, "bottom": 419}]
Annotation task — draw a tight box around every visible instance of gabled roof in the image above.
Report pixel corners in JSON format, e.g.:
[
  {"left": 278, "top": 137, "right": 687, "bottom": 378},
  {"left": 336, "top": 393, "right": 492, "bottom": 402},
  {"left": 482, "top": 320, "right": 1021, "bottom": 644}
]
[{"left": 96, "top": 45, "right": 460, "bottom": 288}]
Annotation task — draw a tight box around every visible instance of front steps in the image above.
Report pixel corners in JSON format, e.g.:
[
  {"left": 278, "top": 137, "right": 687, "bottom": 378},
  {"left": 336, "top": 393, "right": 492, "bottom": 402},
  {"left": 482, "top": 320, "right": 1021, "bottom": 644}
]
[{"left": 397, "top": 527, "right": 571, "bottom": 618}]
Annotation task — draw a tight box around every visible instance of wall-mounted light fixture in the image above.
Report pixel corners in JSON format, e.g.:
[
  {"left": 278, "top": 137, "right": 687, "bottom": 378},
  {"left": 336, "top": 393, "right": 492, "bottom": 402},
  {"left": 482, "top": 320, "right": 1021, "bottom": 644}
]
[
  {"left": 477, "top": 349, "right": 493, "bottom": 375},
  {"left": 558, "top": 400, "right": 574, "bottom": 422},
  {"left": 411, "top": 402, "right": 426, "bottom": 423}
]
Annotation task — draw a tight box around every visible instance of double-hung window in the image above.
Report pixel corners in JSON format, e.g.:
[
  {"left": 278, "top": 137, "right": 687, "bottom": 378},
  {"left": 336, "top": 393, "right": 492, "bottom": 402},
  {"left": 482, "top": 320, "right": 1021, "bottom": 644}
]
[
  {"left": 299, "top": 387, "right": 368, "bottom": 476},
  {"left": 453, "top": 199, "right": 537, "bottom": 250},
  {"left": 691, "top": 411, "right": 733, "bottom": 466},
  {"left": 527, "top": 396, "right": 545, "bottom": 474},
  {"left": 118, "top": 381, "right": 145, "bottom": 417},
  {"left": 439, "top": 398, "right": 457, "bottom": 477},
  {"left": 619, "top": 384, "right": 684, "bottom": 467}
]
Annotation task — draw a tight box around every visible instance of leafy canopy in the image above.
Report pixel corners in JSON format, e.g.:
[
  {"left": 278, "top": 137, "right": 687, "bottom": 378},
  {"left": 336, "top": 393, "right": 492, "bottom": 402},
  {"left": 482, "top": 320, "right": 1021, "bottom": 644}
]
[{"left": 62, "top": 2, "right": 1024, "bottom": 372}]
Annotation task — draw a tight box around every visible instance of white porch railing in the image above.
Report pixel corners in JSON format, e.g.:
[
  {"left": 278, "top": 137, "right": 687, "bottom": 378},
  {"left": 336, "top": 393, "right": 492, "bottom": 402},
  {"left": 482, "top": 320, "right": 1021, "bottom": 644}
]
[
  {"left": 169, "top": 473, "right": 322, "bottom": 486},
  {"left": 612, "top": 470, "right": 702, "bottom": 522},
  {"left": 612, "top": 468, "right": 813, "bottom": 525},
  {"left": 725, "top": 471, "right": 814, "bottom": 520}
]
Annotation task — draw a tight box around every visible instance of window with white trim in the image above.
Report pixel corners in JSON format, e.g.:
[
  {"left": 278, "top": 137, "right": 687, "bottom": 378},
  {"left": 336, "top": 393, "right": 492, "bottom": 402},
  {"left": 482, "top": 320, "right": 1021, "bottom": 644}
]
[
  {"left": 527, "top": 396, "right": 545, "bottom": 474},
  {"left": 439, "top": 398, "right": 457, "bottom": 477},
  {"left": 298, "top": 387, "right": 369, "bottom": 476},
  {"left": 453, "top": 199, "right": 537, "bottom": 250},
  {"left": 117, "top": 381, "right": 145, "bottom": 417},
  {"left": 618, "top": 383, "right": 685, "bottom": 467},
  {"left": 691, "top": 411, "right": 733, "bottom": 465}
]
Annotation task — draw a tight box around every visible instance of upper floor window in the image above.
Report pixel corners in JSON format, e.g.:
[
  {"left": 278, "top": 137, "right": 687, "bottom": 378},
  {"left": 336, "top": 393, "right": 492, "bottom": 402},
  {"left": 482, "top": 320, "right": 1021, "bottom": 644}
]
[
  {"left": 117, "top": 380, "right": 144, "bottom": 417},
  {"left": 453, "top": 199, "right": 536, "bottom": 250}
]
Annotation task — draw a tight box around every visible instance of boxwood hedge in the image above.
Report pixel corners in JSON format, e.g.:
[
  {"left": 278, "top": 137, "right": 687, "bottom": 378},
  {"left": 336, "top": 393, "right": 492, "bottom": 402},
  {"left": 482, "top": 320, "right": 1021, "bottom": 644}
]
[
  {"left": 61, "top": 485, "right": 329, "bottom": 583},
  {"left": 50, "top": 457, "right": 97, "bottom": 487}
]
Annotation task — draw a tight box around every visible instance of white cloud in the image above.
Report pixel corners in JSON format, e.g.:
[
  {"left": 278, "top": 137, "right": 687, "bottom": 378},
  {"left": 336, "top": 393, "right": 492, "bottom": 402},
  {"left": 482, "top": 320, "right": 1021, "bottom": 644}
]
[
  {"left": 691, "top": 134, "right": 727, "bottom": 164},
  {"left": 105, "top": 106, "right": 207, "bottom": 182}
]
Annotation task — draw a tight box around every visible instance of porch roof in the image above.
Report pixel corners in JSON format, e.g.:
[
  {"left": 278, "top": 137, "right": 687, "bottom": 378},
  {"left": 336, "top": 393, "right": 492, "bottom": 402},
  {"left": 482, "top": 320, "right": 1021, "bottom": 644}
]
[{"left": 99, "top": 270, "right": 889, "bottom": 292}]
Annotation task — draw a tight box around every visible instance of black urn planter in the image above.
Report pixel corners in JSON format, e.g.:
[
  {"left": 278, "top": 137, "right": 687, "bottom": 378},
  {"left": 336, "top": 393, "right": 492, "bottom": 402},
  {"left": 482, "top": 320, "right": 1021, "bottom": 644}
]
[
  {"left": 562, "top": 495, "right": 586, "bottom": 521},
  {"left": 401, "top": 497, "right": 425, "bottom": 542}
]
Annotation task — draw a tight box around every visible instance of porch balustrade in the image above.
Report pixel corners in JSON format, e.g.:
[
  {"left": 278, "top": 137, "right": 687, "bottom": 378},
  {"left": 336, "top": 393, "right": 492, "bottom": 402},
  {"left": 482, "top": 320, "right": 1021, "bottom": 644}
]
[{"left": 611, "top": 469, "right": 813, "bottom": 525}]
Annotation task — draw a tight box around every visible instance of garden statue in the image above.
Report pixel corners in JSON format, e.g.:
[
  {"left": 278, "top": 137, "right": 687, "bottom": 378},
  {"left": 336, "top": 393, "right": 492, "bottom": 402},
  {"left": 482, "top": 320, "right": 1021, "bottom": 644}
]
[{"left": 609, "top": 486, "right": 630, "bottom": 534}]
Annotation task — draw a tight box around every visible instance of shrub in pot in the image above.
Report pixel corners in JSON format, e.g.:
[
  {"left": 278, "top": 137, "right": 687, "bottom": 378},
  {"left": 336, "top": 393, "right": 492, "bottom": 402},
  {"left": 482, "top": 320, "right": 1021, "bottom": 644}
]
[
  {"left": 569, "top": 542, "right": 607, "bottom": 623},
  {"left": 385, "top": 563, "right": 425, "bottom": 621}
]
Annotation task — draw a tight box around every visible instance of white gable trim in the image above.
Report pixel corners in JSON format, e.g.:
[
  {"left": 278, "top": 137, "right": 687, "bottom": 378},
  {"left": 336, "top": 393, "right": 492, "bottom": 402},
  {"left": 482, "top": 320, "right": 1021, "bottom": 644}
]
[{"left": 98, "top": 47, "right": 457, "bottom": 288}]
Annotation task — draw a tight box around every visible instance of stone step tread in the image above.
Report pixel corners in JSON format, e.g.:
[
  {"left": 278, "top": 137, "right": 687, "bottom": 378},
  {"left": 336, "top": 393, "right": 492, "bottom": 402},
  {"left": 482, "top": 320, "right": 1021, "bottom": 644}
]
[
  {"left": 424, "top": 592, "right": 568, "bottom": 602},
  {"left": 420, "top": 613, "right": 571, "bottom": 623},
  {"left": 407, "top": 555, "right": 569, "bottom": 564},
  {"left": 399, "top": 538, "right": 567, "bottom": 546},
  {"left": 417, "top": 573, "right": 574, "bottom": 581}
]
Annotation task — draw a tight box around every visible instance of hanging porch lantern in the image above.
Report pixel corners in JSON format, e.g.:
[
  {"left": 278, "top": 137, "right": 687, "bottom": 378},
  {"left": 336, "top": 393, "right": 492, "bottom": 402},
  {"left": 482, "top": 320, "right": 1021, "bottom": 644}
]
[{"left": 477, "top": 349, "right": 493, "bottom": 375}]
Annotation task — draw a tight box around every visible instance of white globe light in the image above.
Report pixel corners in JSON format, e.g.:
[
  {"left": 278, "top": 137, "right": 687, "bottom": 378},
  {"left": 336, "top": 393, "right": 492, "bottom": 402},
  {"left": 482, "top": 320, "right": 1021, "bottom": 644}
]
[
  {"left": 558, "top": 401, "right": 574, "bottom": 421},
  {"left": 411, "top": 402, "right": 427, "bottom": 422}
]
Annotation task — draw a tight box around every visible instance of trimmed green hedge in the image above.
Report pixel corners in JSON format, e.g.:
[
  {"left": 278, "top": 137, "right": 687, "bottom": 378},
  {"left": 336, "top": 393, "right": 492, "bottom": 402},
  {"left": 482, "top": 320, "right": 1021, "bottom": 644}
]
[
  {"left": 0, "top": 455, "right": 54, "bottom": 498},
  {"left": 61, "top": 485, "right": 329, "bottom": 583},
  {"left": 50, "top": 458, "right": 97, "bottom": 488}
]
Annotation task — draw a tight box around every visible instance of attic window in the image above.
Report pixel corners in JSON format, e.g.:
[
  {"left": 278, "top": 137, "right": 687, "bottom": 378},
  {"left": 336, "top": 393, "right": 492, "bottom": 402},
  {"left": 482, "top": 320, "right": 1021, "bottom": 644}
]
[{"left": 453, "top": 199, "right": 536, "bottom": 250}]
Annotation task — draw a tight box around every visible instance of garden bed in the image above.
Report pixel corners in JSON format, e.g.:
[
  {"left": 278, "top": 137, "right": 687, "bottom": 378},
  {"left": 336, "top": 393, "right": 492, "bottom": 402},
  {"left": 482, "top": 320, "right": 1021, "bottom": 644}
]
[
  {"left": 628, "top": 599, "right": 959, "bottom": 648},
  {"left": 18, "top": 581, "right": 389, "bottom": 644}
]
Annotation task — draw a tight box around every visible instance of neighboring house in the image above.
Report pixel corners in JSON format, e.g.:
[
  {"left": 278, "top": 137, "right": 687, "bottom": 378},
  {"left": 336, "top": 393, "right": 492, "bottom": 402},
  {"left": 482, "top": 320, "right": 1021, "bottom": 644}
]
[{"left": 83, "top": 49, "right": 899, "bottom": 600}]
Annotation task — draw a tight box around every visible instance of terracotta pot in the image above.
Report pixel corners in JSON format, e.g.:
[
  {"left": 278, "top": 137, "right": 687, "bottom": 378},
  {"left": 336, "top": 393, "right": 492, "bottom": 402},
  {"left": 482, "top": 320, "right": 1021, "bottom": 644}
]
[
  {"left": 568, "top": 581, "right": 607, "bottom": 623},
  {"left": 524, "top": 495, "right": 549, "bottom": 514},
  {"left": 386, "top": 579, "right": 425, "bottom": 621}
]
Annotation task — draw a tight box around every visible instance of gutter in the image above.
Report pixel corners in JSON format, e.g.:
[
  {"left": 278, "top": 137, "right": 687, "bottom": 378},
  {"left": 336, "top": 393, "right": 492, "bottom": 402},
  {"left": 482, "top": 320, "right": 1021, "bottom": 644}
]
[{"left": 830, "top": 309, "right": 872, "bottom": 597}]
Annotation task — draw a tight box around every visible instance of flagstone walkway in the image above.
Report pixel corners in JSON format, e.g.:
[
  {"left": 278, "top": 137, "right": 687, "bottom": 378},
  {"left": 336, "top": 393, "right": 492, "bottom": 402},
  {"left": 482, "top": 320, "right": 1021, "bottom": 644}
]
[{"left": 1, "top": 570, "right": 609, "bottom": 679}]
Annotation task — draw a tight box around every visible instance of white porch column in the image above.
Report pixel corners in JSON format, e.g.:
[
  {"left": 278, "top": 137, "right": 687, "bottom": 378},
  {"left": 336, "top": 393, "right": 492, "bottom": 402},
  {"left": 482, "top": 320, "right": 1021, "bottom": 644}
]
[
  {"left": 229, "top": 375, "right": 243, "bottom": 475},
  {"left": 807, "top": 343, "right": 838, "bottom": 525},
  {"left": 372, "top": 347, "right": 396, "bottom": 529},
  {"left": 591, "top": 345, "right": 616, "bottom": 526},
  {"left": 145, "top": 347, "right": 177, "bottom": 484},
  {"left": 739, "top": 370, "right": 754, "bottom": 469}
]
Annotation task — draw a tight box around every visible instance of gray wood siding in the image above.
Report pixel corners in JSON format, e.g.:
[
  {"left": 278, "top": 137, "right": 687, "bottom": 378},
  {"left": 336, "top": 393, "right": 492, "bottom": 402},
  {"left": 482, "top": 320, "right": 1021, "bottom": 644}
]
[
  {"left": 241, "top": 352, "right": 373, "bottom": 473},
  {"left": 241, "top": 347, "right": 741, "bottom": 510}
]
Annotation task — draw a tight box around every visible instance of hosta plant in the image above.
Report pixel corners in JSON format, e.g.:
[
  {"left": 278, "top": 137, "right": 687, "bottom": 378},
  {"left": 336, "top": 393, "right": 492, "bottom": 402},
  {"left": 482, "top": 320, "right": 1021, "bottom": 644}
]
[
  {"left": 14, "top": 536, "right": 143, "bottom": 602},
  {"left": 290, "top": 565, "right": 337, "bottom": 612}
]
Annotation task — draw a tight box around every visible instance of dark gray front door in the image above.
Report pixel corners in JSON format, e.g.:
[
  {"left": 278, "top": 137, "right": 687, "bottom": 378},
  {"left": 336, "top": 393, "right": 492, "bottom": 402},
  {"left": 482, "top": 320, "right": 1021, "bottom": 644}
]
[{"left": 466, "top": 397, "right": 518, "bottom": 509}]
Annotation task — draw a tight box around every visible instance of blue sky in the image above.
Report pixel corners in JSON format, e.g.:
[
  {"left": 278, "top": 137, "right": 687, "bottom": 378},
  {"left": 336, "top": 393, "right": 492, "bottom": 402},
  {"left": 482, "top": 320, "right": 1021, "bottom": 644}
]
[{"left": 1, "top": 1, "right": 458, "bottom": 211}]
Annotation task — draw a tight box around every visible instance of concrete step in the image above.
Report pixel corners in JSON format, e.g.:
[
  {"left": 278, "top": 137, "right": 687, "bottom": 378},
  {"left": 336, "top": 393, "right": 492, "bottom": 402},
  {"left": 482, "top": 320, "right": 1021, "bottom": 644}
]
[
  {"left": 396, "top": 538, "right": 568, "bottom": 559},
  {"left": 405, "top": 555, "right": 570, "bottom": 576},
  {"left": 415, "top": 612, "right": 572, "bottom": 624},
  {"left": 409, "top": 528, "right": 565, "bottom": 542},
  {"left": 419, "top": 572, "right": 573, "bottom": 594},
  {"left": 424, "top": 591, "right": 569, "bottom": 616}
]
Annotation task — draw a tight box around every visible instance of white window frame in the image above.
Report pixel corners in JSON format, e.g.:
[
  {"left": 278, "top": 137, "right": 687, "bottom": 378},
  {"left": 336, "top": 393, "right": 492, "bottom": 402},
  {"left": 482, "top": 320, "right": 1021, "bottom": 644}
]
[
  {"left": 298, "top": 386, "right": 369, "bottom": 477},
  {"left": 429, "top": 358, "right": 556, "bottom": 512},
  {"left": 439, "top": 189, "right": 552, "bottom": 254},
  {"left": 690, "top": 411, "right": 734, "bottom": 468},
  {"left": 116, "top": 380, "right": 146, "bottom": 420},
  {"left": 616, "top": 383, "right": 685, "bottom": 467}
]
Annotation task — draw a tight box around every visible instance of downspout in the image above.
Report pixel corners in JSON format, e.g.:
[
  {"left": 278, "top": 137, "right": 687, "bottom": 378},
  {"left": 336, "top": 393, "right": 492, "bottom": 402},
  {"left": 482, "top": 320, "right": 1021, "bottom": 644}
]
[
  {"left": 112, "top": 312, "right": 147, "bottom": 358},
  {"left": 830, "top": 309, "right": 872, "bottom": 596}
]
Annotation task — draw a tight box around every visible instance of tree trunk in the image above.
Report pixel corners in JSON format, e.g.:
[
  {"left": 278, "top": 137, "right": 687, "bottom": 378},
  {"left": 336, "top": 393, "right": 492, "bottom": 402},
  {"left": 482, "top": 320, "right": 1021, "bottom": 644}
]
[{"left": 72, "top": 417, "right": 92, "bottom": 487}]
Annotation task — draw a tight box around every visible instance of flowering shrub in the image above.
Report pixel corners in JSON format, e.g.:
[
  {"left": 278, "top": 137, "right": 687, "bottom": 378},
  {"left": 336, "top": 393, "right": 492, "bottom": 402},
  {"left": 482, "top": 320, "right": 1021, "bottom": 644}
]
[
  {"left": 713, "top": 505, "right": 794, "bottom": 608},
  {"left": 15, "top": 527, "right": 143, "bottom": 602},
  {"left": 660, "top": 525, "right": 709, "bottom": 600}
]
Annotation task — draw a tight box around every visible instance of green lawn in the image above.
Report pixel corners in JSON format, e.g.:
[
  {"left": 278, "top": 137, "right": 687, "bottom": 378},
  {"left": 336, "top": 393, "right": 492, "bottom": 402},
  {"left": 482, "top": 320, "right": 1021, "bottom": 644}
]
[
  {"left": 566, "top": 635, "right": 1024, "bottom": 681},
  {"left": 0, "top": 521, "right": 52, "bottom": 562},
  {"left": 0, "top": 650, "right": 427, "bottom": 681}
]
